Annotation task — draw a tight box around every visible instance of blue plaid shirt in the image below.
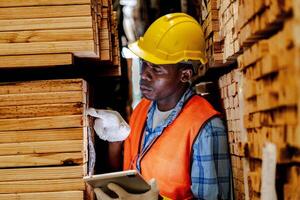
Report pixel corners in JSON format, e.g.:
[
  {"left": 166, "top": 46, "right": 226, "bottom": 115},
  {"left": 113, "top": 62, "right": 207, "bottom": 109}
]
[{"left": 136, "top": 89, "right": 232, "bottom": 199}]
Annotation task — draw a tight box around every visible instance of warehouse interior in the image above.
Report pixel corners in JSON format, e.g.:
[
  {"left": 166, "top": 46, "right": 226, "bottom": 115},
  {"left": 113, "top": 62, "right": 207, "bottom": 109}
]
[{"left": 0, "top": 0, "right": 299, "bottom": 199}]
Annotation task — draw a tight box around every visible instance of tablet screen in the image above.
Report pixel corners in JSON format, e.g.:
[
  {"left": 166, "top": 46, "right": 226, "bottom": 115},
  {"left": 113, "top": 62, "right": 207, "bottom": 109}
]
[{"left": 83, "top": 170, "right": 151, "bottom": 197}]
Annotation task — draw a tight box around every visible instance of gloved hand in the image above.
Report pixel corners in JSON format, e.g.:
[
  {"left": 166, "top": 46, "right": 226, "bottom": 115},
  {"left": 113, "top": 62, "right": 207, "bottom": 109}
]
[
  {"left": 87, "top": 108, "right": 130, "bottom": 142},
  {"left": 94, "top": 178, "right": 159, "bottom": 200}
]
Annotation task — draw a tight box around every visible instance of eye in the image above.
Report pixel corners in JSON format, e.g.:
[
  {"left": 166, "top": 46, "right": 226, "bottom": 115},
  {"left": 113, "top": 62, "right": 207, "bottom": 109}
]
[
  {"left": 152, "top": 66, "right": 163, "bottom": 74},
  {"left": 141, "top": 61, "right": 152, "bottom": 69}
]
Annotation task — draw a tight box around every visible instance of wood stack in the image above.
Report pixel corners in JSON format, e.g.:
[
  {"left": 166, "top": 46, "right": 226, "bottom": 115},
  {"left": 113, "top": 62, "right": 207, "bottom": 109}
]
[
  {"left": 0, "top": 79, "right": 94, "bottom": 200},
  {"left": 200, "top": 0, "right": 224, "bottom": 67},
  {"left": 0, "top": 0, "right": 94, "bottom": 68},
  {"left": 218, "top": 0, "right": 241, "bottom": 63},
  {"left": 89, "top": 0, "right": 120, "bottom": 66},
  {"left": 111, "top": 11, "right": 121, "bottom": 66},
  {"left": 284, "top": 166, "right": 300, "bottom": 199},
  {"left": 205, "top": 0, "right": 300, "bottom": 199},
  {"left": 0, "top": 0, "right": 121, "bottom": 68},
  {"left": 218, "top": 70, "right": 249, "bottom": 200},
  {"left": 237, "top": 0, "right": 292, "bottom": 48},
  {"left": 236, "top": 1, "right": 300, "bottom": 198}
]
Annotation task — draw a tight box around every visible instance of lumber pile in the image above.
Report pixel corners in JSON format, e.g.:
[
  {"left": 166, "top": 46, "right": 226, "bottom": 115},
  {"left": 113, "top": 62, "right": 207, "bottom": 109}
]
[
  {"left": 0, "top": 79, "right": 94, "bottom": 200},
  {"left": 0, "top": 0, "right": 120, "bottom": 68},
  {"left": 237, "top": 0, "right": 292, "bottom": 48},
  {"left": 219, "top": 70, "right": 249, "bottom": 200},
  {"left": 200, "top": 0, "right": 242, "bottom": 67},
  {"left": 218, "top": 0, "right": 241, "bottom": 63},
  {"left": 214, "top": 0, "right": 300, "bottom": 199},
  {"left": 284, "top": 166, "right": 300, "bottom": 199},
  {"left": 200, "top": 0, "right": 224, "bottom": 67},
  {"left": 111, "top": 11, "right": 121, "bottom": 66},
  {"left": 90, "top": 0, "right": 120, "bottom": 65},
  {"left": 236, "top": 1, "right": 300, "bottom": 199}
]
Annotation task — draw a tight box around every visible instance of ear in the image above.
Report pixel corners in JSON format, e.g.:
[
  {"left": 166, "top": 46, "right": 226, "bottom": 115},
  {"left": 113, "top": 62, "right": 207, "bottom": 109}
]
[{"left": 180, "top": 68, "right": 193, "bottom": 83}]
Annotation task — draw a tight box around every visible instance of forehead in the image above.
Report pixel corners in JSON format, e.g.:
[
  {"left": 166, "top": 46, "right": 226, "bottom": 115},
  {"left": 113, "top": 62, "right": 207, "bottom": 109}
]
[{"left": 142, "top": 60, "right": 178, "bottom": 69}]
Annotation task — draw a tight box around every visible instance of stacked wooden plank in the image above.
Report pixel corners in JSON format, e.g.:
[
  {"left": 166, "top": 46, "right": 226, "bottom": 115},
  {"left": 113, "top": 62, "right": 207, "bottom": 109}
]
[
  {"left": 0, "top": 79, "right": 93, "bottom": 200},
  {"left": 99, "top": 0, "right": 112, "bottom": 61},
  {"left": 237, "top": 0, "right": 292, "bottom": 48},
  {"left": 238, "top": 3, "right": 300, "bottom": 161},
  {"left": 218, "top": 70, "right": 249, "bottom": 200},
  {"left": 0, "top": 0, "right": 121, "bottom": 68},
  {"left": 210, "top": 0, "right": 300, "bottom": 199},
  {"left": 111, "top": 11, "right": 121, "bottom": 66},
  {"left": 236, "top": 1, "right": 300, "bottom": 198},
  {"left": 218, "top": 0, "right": 241, "bottom": 63},
  {"left": 284, "top": 166, "right": 300, "bottom": 200},
  {"left": 200, "top": 0, "right": 224, "bottom": 67},
  {"left": 89, "top": 0, "right": 120, "bottom": 66},
  {"left": 0, "top": 0, "right": 94, "bottom": 68}
]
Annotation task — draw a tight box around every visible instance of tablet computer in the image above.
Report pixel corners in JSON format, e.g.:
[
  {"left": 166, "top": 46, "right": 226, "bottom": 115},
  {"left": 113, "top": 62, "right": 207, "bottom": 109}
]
[{"left": 83, "top": 170, "right": 151, "bottom": 197}]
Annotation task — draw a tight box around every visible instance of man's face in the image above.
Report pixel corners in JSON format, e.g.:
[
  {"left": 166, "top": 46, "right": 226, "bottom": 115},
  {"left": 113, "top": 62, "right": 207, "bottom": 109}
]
[{"left": 139, "top": 60, "right": 184, "bottom": 102}]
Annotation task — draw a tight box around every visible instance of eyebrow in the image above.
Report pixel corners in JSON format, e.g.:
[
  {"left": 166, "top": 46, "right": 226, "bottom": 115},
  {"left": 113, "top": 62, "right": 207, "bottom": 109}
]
[{"left": 152, "top": 64, "right": 161, "bottom": 68}]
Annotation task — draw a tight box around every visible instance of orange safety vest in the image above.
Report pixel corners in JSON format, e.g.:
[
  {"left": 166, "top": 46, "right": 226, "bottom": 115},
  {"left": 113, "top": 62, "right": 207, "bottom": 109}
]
[{"left": 123, "top": 95, "right": 220, "bottom": 199}]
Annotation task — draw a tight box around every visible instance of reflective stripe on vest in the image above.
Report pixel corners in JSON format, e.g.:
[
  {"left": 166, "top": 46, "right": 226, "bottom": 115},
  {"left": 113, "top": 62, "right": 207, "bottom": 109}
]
[{"left": 123, "top": 95, "right": 220, "bottom": 199}]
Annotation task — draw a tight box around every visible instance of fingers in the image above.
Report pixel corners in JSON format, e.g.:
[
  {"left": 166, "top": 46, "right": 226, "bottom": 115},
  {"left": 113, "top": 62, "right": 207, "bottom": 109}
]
[
  {"left": 86, "top": 108, "right": 98, "bottom": 117},
  {"left": 148, "top": 178, "right": 157, "bottom": 188},
  {"left": 94, "top": 188, "right": 113, "bottom": 200},
  {"left": 107, "top": 183, "right": 129, "bottom": 198},
  {"left": 93, "top": 118, "right": 107, "bottom": 141},
  {"left": 86, "top": 108, "right": 111, "bottom": 119},
  {"left": 95, "top": 109, "right": 107, "bottom": 116},
  {"left": 88, "top": 109, "right": 123, "bottom": 127},
  {"left": 148, "top": 178, "right": 159, "bottom": 192},
  {"left": 88, "top": 108, "right": 130, "bottom": 142}
]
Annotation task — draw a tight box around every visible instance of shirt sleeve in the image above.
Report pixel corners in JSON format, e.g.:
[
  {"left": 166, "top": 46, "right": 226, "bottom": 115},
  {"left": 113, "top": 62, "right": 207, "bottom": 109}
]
[{"left": 191, "top": 117, "right": 232, "bottom": 200}]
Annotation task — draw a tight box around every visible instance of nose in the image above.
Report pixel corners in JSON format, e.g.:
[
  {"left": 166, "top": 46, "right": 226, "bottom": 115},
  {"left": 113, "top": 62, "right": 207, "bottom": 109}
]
[{"left": 140, "top": 64, "right": 152, "bottom": 81}]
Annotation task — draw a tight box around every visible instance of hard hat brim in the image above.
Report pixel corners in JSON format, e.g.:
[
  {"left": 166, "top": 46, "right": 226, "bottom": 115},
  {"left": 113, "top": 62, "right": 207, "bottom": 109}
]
[
  {"left": 128, "top": 41, "right": 174, "bottom": 65},
  {"left": 128, "top": 40, "right": 208, "bottom": 65}
]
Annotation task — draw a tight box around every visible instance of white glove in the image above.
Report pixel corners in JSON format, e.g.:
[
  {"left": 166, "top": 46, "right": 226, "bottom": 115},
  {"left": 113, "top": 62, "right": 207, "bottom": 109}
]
[
  {"left": 87, "top": 108, "right": 130, "bottom": 142},
  {"left": 94, "top": 178, "right": 159, "bottom": 200}
]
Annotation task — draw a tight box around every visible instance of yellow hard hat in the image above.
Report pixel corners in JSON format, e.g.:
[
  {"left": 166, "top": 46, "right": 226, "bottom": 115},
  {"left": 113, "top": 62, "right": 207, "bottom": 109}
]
[{"left": 128, "top": 13, "right": 207, "bottom": 65}]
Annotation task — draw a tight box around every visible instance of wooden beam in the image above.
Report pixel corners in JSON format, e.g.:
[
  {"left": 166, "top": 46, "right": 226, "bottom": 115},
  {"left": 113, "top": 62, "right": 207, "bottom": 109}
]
[
  {"left": 100, "top": 39, "right": 110, "bottom": 50},
  {"left": 0, "top": 17, "right": 92, "bottom": 32},
  {"left": 0, "top": 79, "right": 85, "bottom": 95},
  {"left": 0, "top": 191, "right": 83, "bottom": 200},
  {"left": 0, "top": 179, "right": 85, "bottom": 193},
  {"left": 73, "top": 51, "right": 99, "bottom": 58},
  {"left": 0, "top": 29, "right": 93, "bottom": 43},
  {"left": 0, "top": 127, "right": 84, "bottom": 143},
  {"left": 100, "top": 28, "right": 110, "bottom": 39},
  {"left": 0, "top": 40, "right": 94, "bottom": 56},
  {"left": 0, "top": 166, "right": 83, "bottom": 181},
  {"left": 0, "top": 54, "right": 73, "bottom": 68},
  {"left": 0, "top": 152, "right": 83, "bottom": 168},
  {"left": 0, "top": 5, "right": 91, "bottom": 20},
  {"left": 100, "top": 49, "right": 111, "bottom": 60},
  {"left": 260, "top": 54, "right": 278, "bottom": 77},
  {"left": 0, "top": 140, "right": 83, "bottom": 156},
  {"left": 82, "top": 127, "right": 89, "bottom": 176},
  {"left": 0, "top": 91, "right": 85, "bottom": 106},
  {"left": 0, "top": 115, "right": 84, "bottom": 131},
  {"left": 0, "top": 0, "right": 90, "bottom": 7},
  {"left": 0, "top": 103, "right": 83, "bottom": 119}
]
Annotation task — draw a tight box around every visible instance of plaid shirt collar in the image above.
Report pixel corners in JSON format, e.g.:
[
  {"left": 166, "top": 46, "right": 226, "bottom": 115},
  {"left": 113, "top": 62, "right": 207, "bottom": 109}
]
[{"left": 142, "top": 88, "right": 194, "bottom": 152}]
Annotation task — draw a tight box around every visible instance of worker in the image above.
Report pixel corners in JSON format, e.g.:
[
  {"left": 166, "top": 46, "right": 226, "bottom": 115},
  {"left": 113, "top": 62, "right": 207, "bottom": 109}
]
[{"left": 91, "top": 13, "right": 232, "bottom": 200}]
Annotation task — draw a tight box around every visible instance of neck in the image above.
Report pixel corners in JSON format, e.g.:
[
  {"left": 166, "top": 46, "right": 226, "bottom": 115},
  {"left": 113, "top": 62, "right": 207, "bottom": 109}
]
[{"left": 157, "top": 85, "right": 189, "bottom": 111}]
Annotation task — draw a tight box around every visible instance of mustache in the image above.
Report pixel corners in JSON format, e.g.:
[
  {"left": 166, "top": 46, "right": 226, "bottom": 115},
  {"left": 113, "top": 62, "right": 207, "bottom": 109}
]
[{"left": 139, "top": 80, "right": 150, "bottom": 87}]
